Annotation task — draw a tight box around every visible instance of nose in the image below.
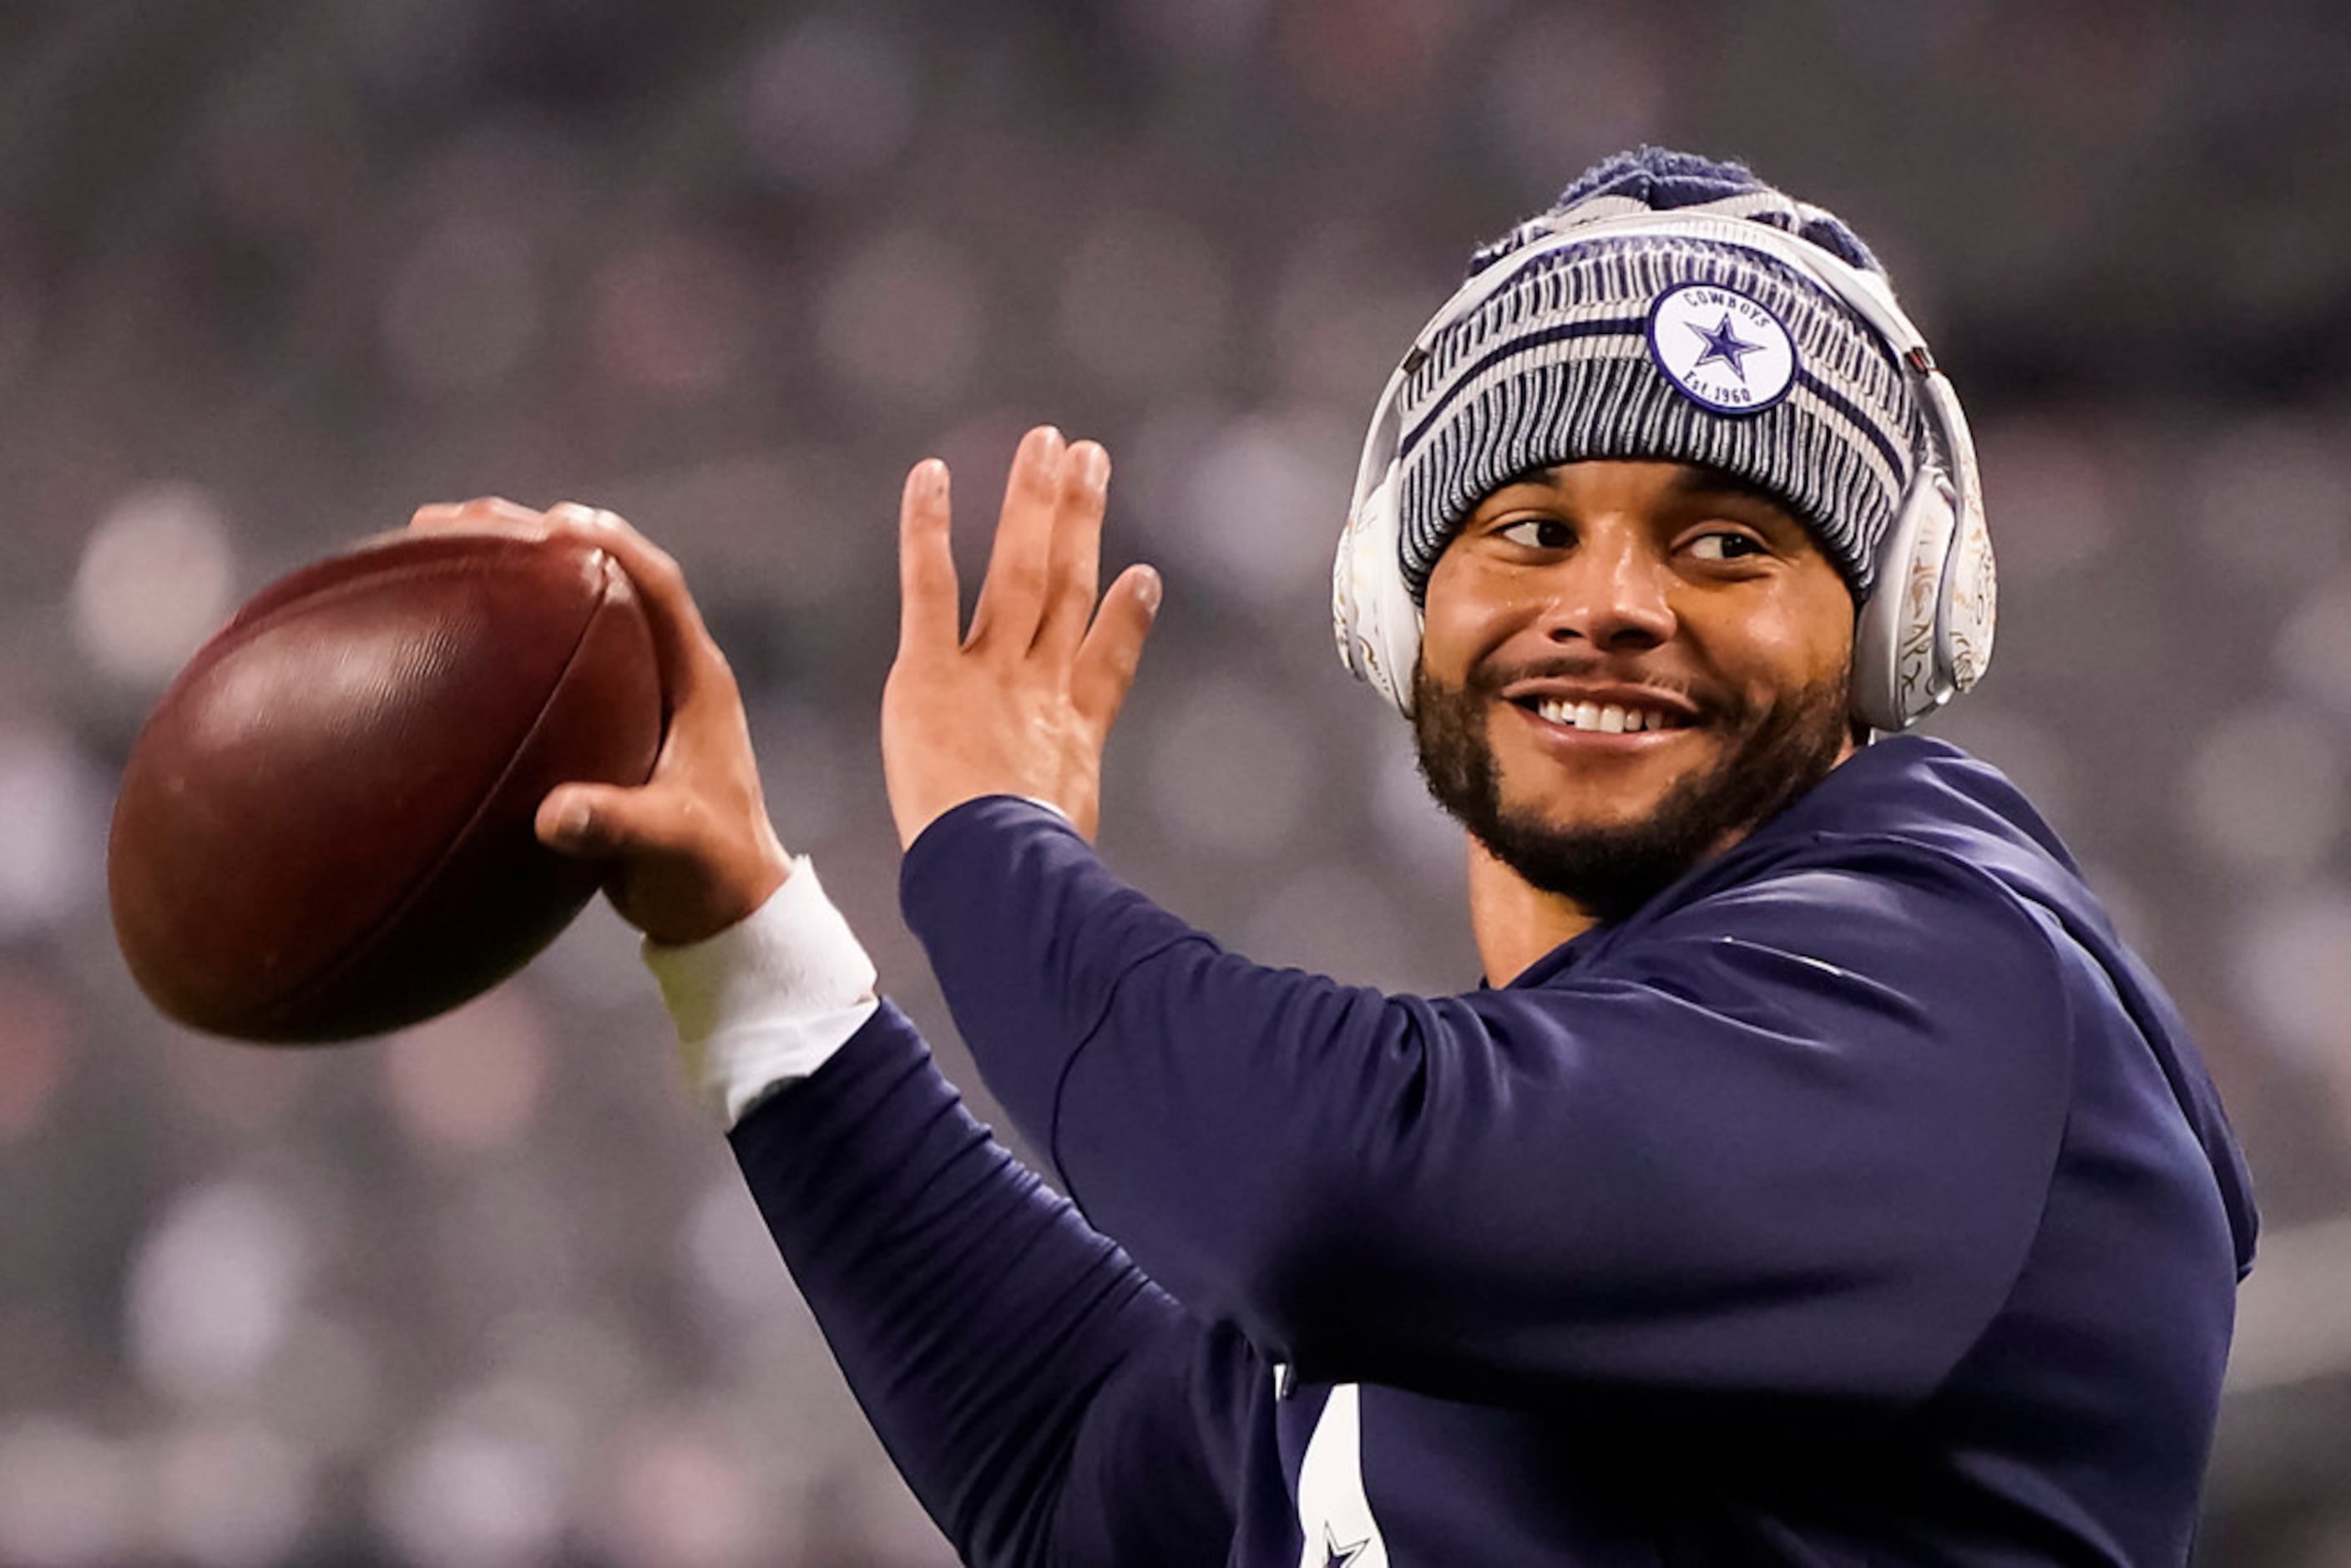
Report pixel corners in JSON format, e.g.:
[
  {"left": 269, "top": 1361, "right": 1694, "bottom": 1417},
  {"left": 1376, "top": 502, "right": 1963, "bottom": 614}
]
[{"left": 1539, "top": 524, "right": 1675, "bottom": 652}]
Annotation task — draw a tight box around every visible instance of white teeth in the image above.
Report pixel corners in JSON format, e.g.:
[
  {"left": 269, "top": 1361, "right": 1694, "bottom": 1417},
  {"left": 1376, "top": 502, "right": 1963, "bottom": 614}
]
[{"left": 1533, "top": 698, "right": 1678, "bottom": 733}]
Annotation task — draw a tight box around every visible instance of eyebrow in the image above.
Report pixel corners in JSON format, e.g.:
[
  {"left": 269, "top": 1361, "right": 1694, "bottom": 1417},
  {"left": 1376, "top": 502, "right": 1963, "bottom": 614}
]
[
  {"left": 1477, "top": 463, "right": 1808, "bottom": 531},
  {"left": 1661, "top": 466, "right": 1797, "bottom": 516}
]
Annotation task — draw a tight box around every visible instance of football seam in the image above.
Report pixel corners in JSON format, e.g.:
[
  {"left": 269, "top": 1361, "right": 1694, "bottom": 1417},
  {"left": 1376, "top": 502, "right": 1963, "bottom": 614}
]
[{"left": 241, "top": 556, "right": 641, "bottom": 1036}]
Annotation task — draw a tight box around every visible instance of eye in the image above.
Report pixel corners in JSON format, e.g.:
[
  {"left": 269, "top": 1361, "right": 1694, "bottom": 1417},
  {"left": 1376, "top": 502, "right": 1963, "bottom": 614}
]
[
  {"left": 1686, "top": 529, "right": 1767, "bottom": 563},
  {"left": 1494, "top": 517, "right": 1572, "bottom": 551}
]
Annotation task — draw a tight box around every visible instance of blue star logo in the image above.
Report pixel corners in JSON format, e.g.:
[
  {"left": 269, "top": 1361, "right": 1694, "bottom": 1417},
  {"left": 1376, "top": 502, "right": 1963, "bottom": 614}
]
[
  {"left": 1686, "top": 311, "right": 1764, "bottom": 382},
  {"left": 1322, "top": 1524, "right": 1371, "bottom": 1567}
]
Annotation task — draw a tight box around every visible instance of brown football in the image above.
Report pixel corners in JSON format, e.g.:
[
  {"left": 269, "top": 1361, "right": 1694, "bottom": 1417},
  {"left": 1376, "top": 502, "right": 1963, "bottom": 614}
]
[{"left": 108, "top": 528, "right": 665, "bottom": 1043}]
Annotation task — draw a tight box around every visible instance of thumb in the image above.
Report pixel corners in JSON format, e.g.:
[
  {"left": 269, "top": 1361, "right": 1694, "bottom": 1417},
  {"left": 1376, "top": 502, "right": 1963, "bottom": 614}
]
[{"left": 536, "top": 783, "right": 667, "bottom": 858}]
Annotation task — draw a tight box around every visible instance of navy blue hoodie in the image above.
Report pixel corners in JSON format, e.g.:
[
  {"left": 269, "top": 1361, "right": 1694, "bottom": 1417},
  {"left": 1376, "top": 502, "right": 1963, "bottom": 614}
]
[{"left": 730, "top": 736, "right": 2257, "bottom": 1565}]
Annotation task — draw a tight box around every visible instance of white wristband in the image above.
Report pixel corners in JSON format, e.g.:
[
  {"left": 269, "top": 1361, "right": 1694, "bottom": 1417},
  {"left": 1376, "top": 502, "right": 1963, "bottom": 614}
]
[{"left": 642, "top": 857, "right": 880, "bottom": 1128}]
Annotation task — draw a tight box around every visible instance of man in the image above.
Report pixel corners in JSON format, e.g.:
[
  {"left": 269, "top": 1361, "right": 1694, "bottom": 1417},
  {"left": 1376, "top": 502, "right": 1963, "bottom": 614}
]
[{"left": 422, "top": 149, "right": 2256, "bottom": 1564}]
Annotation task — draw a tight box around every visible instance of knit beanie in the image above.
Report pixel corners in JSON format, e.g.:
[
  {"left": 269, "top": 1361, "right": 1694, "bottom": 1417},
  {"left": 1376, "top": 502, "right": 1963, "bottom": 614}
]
[{"left": 1393, "top": 147, "right": 1924, "bottom": 604}]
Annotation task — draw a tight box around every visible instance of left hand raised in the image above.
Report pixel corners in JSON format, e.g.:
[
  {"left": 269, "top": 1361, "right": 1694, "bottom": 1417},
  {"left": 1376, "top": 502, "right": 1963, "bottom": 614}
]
[{"left": 882, "top": 425, "right": 1161, "bottom": 848}]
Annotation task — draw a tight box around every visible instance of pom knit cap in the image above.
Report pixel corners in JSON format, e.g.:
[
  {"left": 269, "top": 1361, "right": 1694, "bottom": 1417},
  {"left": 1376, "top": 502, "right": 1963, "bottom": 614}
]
[{"left": 1394, "top": 147, "right": 1925, "bottom": 605}]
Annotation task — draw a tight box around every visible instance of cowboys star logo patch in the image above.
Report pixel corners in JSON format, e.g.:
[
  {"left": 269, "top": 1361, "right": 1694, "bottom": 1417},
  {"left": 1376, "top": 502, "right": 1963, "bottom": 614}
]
[{"left": 1646, "top": 281, "right": 1797, "bottom": 415}]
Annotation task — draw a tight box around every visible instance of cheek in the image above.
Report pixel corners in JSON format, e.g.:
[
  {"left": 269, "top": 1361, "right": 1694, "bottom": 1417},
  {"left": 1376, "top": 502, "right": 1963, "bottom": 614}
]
[
  {"left": 1416, "top": 561, "right": 1500, "bottom": 685},
  {"left": 1718, "top": 581, "right": 1856, "bottom": 698},
  {"left": 1419, "top": 555, "right": 1555, "bottom": 687}
]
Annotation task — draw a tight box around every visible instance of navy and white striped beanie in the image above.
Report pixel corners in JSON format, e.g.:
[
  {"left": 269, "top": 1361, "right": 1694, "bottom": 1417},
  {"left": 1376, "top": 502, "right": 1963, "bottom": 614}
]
[{"left": 1395, "top": 148, "right": 1923, "bottom": 604}]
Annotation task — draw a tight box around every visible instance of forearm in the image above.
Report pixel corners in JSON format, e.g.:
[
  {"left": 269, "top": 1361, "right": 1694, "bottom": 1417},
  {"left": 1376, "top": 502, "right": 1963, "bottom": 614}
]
[
  {"left": 650, "top": 863, "right": 1233, "bottom": 1565},
  {"left": 729, "top": 1008, "right": 1206, "bottom": 1565}
]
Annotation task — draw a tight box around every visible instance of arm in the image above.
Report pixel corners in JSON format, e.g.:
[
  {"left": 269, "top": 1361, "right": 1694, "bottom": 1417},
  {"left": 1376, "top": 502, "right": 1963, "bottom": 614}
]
[
  {"left": 864, "top": 429, "right": 2070, "bottom": 1414},
  {"left": 725, "top": 999, "right": 1249, "bottom": 1567},
  {"left": 900, "top": 798, "right": 2075, "bottom": 1414},
  {"left": 403, "top": 492, "right": 1241, "bottom": 1567}
]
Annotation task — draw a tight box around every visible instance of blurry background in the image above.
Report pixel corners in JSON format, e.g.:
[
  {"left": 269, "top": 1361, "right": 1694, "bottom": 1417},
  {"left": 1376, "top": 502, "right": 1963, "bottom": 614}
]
[{"left": 2, "top": 0, "right": 2348, "bottom": 1562}]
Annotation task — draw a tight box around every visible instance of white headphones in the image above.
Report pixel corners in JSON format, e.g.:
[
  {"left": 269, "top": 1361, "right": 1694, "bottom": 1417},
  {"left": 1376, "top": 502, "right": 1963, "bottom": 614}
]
[{"left": 1331, "top": 208, "right": 1995, "bottom": 734}]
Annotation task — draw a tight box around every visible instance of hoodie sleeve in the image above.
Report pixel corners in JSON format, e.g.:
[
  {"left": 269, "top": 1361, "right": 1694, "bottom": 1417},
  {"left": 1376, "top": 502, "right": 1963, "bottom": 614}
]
[
  {"left": 899, "top": 797, "right": 2077, "bottom": 1413},
  {"left": 727, "top": 1003, "right": 1251, "bottom": 1568}
]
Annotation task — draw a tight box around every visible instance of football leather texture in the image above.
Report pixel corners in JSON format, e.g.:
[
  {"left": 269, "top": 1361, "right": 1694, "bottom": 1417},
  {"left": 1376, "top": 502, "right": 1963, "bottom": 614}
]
[{"left": 109, "top": 529, "right": 665, "bottom": 1043}]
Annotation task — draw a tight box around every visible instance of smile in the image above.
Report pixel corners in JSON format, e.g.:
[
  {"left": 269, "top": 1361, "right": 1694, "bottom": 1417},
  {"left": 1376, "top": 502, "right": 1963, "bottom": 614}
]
[{"left": 1525, "top": 696, "right": 1689, "bottom": 735}]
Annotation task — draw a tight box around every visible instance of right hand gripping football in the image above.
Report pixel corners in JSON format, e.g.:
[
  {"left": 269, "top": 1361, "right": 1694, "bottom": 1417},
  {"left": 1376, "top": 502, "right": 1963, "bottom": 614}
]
[{"left": 409, "top": 498, "right": 793, "bottom": 948}]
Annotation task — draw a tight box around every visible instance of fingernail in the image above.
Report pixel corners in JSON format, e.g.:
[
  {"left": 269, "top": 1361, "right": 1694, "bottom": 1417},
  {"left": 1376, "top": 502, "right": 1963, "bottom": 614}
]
[
  {"left": 1077, "top": 443, "right": 1110, "bottom": 488},
  {"left": 920, "top": 458, "right": 948, "bottom": 496},
  {"left": 554, "top": 800, "right": 592, "bottom": 842},
  {"left": 1135, "top": 565, "right": 1162, "bottom": 612},
  {"left": 1034, "top": 425, "right": 1065, "bottom": 461}
]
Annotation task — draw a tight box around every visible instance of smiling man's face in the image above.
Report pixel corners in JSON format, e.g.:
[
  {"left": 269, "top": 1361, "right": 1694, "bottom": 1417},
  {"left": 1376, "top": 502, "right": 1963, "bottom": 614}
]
[{"left": 1412, "top": 458, "right": 1860, "bottom": 925}]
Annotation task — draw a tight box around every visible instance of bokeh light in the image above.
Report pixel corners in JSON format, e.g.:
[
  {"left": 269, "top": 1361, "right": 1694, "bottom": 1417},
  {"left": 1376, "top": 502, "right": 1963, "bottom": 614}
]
[
  {"left": 0, "top": 1418, "right": 134, "bottom": 1568},
  {"left": 379, "top": 989, "right": 552, "bottom": 1156},
  {"left": 2273, "top": 569, "right": 2351, "bottom": 730},
  {"left": 1169, "top": 410, "right": 1354, "bottom": 608},
  {"left": 2180, "top": 706, "right": 2345, "bottom": 876},
  {"left": 372, "top": 1409, "right": 567, "bottom": 1568},
  {"left": 125, "top": 1178, "right": 310, "bottom": 1408},
  {"left": 586, "top": 1408, "right": 781, "bottom": 1568},
  {"left": 2232, "top": 885, "right": 2351, "bottom": 1071},
  {"left": 147, "top": 1420, "right": 314, "bottom": 1568},
  {"left": 70, "top": 483, "right": 237, "bottom": 687}
]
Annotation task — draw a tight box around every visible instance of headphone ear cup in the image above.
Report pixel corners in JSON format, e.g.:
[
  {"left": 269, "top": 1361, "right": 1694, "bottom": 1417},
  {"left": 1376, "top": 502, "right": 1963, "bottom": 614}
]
[
  {"left": 1332, "top": 472, "right": 1423, "bottom": 715},
  {"left": 1850, "top": 468, "right": 1959, "bottom": 732},
  {"left": 1934, "top": 502, "right": 1996, "bottom": 700}
]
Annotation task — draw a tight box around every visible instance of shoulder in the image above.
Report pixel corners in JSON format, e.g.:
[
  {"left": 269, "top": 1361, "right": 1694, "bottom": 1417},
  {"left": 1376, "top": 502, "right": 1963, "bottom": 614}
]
[
  {"left": 1512, "top": 827, "right": 2086, "bottom": 1110},
  {"left": 1592, "top": 827, "right": 2070, "bottom": 994},
  {"left": 1574, "top": 734, "right": 2096, "bottom": 1017}
]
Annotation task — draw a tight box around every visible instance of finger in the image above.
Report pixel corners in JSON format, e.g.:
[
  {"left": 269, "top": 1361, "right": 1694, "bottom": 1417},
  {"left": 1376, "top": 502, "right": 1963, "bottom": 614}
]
[
  {"left": 1034, "top": 440, "right": 1109, "bottom": 659},
  {"left": 409, "top": 497, "right": 546, "bottom": 534},
  {"left": 964, "top": 424, "right": 1064, "bottom": 650},
  {"left": 537, "top": 781, "right": 675, "bottom": 860},
  {"left": 897, "top": 458, "right": 960, "bottom": 659},
  {"left": 541, "top": 502, "right": 730, "bottom": 711},
  {"left": 1071, "top": 563, "right": 1161, "bottom": 731}
]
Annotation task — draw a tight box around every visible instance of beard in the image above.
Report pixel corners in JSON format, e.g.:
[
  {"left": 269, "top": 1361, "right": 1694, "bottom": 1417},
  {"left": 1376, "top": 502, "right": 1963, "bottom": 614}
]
[{"left": 1412, "top": 656, "right": 1851, "bottom": 928}]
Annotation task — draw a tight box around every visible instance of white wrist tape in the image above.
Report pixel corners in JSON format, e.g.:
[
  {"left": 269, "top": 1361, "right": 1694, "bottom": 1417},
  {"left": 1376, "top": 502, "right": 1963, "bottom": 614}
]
[{"left": 642, "top": 857, "right": 880, "bottom": 1128}]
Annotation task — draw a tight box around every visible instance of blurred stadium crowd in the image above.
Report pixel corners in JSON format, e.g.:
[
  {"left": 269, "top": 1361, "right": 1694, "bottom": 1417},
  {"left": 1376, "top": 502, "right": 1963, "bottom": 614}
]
[{"left": 3, "top": 1, "right": 2349, "bottom": 1562}]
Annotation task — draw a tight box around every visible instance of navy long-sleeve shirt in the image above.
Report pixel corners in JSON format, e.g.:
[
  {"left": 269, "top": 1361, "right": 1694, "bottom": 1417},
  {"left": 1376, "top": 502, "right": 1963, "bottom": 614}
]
[{"left": 729, "top": 736, "right": 2257, "bottom": 1565}]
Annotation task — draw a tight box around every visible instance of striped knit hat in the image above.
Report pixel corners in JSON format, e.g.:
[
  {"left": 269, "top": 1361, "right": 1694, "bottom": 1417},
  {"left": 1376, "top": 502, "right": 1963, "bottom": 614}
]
[{"left": 1395, "top": 148, "right": 1924, "bottom": 604}]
